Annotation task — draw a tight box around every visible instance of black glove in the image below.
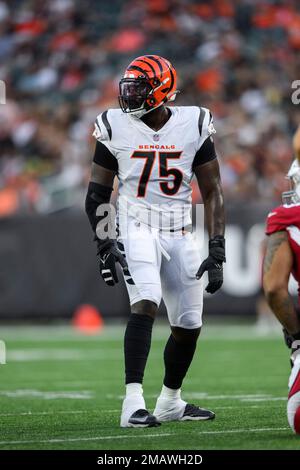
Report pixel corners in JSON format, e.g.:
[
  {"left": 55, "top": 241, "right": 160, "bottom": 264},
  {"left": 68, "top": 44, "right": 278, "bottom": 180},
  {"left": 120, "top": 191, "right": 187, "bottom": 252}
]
[
  {"left": 196, "top": 235, "right": 226, "bottom": 294},
  {"left": 97, "top": 239, "right": 128, "bottom": 286}
]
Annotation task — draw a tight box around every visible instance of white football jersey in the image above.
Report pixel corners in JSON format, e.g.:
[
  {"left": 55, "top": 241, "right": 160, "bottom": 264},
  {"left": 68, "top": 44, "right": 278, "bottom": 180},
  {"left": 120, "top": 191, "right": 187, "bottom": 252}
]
[{"left": 93, "top": 106, "right": 215, "bottom": 230}]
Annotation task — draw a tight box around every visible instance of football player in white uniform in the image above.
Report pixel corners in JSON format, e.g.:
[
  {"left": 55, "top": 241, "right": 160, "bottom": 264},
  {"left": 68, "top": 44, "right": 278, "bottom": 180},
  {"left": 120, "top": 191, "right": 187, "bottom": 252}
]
[{"left": 85, "top": 55, "right": 225, "bottom": 427}]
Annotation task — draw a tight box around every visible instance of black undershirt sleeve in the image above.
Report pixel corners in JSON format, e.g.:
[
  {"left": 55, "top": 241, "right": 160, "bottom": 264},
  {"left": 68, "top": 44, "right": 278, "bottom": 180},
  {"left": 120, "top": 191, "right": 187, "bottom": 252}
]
[
  {"left": 85, "top": 182, "right": 113, "bottom": 234},
  {"left": 192, "top": 136, "right": 217, "bottom": 171},
  {"left": 93, "top": 141, "right": 118, "bottom": 173}
]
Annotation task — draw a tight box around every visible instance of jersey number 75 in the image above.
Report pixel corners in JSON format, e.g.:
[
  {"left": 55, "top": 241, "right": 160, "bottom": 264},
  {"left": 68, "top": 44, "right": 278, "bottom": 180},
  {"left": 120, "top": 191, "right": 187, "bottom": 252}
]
[{"left": 131, "top": 151, "right": 183, "bottom": 197}]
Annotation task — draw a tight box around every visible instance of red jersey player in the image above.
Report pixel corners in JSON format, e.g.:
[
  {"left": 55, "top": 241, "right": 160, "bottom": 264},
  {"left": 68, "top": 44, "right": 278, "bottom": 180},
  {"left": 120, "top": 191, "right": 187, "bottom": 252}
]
[{"left": 263, "top": 151, "right": 300, "bottom": 434}]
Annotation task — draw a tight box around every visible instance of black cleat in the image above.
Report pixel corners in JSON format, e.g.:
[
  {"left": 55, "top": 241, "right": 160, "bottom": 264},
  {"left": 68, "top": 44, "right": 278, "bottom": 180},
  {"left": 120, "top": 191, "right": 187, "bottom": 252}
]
[
  {"left": 180, "top": 403, "right": 215, "bottom": 421},
  {"left": 128, "top": 409, "right": 161, "bottom": 428}
]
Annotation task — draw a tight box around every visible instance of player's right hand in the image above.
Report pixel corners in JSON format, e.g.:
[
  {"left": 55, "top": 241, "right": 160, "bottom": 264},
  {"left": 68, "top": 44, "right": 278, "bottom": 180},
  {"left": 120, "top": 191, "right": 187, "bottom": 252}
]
[{"left": 97, "top": 239, "right": 128, "bottom": 286}]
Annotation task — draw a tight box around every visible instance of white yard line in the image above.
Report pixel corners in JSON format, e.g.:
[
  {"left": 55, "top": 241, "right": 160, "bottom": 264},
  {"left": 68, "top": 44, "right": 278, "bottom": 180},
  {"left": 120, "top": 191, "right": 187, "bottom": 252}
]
[
  {"left": 241, "top": 397, "right": 286, "bottom": 402},
  {"left": 0, "top": 390, "right": 286, "bottom": 403},
  {"left": 7, "top": 348, "right": 165, "bottom": 362},
  {"left": 0, "top": 402, "right": 283, "bottom": 417},
  {"left": 7, "top": 349, "right": 124, "bottom": 362},
  {"left": 0, "top": 433, "right": 174, "bottom": 446},
  {"left": 0, "top": 427, "right": 290, "bottom": 447},
  {"left": 0, "top": 390, "right": 93, "bottom": 399},
  {"left": 211, "top": 404, "right": 279, "bottom": 410},
  {"left": 182, "top": 393, "right": 271, "bottom": 400},
  {"left": 0, "top": 324, "right": 282, "bottom": 342},
  {"left": 0, "top": 410, "right": 120, "bottom": 416},
  {"left": 194, "top": 427, "right": 289, "bottom": 435},
  {"left": 105, "top": 392, "right": 286, "bottom": 402}
]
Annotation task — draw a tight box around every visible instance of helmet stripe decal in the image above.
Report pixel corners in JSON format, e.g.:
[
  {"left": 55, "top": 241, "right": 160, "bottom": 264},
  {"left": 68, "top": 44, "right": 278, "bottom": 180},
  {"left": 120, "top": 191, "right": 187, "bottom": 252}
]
[
  {"left": 128, "top": 65, "right": 149, "bottom": 78},
  {"left": 136, "top": 59, "right": 156, "bottom": 76},
  {"left": 101, "top": 110, "right": 112, "bottom": 140},
  {"left": 145, "top": 55, "right": 163, "bottom": 77},
  {"left": 169, "top": 68, "right": 174, "bottom": 92},
  {"left": 158, "top": 56, "right": 174, "bottom": 91}
]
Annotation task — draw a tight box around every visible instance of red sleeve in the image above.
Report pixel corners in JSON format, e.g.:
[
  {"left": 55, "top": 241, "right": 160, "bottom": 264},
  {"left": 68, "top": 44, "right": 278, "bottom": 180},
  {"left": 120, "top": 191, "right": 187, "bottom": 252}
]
[{"left": 266, "top": 205, "right": 300, "bottom": 235}]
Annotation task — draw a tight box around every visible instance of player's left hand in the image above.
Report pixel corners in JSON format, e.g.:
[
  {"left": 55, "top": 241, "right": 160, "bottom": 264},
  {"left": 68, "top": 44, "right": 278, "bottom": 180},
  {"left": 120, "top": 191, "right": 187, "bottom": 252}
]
[{"left": 196, "top": 235, "right": 226, "bottom": 294}]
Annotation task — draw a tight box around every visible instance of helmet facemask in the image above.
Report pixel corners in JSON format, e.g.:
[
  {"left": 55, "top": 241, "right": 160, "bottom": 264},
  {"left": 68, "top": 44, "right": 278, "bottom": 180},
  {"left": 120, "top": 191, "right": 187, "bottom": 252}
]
[{"left": 118, "top": 78, "right": 154, "bottom": 118}]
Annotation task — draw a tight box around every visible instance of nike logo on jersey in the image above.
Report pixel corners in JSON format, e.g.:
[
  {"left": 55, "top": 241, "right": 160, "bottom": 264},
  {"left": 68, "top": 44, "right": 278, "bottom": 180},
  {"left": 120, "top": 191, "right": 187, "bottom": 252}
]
[{"left": 267, "top": 211, "right": 277, "bottom": 217}]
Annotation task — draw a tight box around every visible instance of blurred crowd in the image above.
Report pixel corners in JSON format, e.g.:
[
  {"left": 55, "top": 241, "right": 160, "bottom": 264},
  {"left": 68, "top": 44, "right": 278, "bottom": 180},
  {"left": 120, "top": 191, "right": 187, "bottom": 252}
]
[{"left": 1, "top": 0, "right": 300, "bottom": 215}]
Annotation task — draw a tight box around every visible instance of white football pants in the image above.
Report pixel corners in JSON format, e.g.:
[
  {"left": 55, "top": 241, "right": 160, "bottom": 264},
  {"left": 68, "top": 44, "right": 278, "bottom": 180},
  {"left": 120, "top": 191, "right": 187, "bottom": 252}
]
[{"left": 118, "top": 218, "right": 204, "bottom": 329}]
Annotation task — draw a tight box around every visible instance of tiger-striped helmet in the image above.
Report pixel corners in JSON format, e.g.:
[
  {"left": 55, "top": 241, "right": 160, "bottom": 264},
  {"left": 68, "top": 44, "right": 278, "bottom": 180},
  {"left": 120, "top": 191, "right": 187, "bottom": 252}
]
[{"left": 119, "top": 55, "right": 179, "bottom": 118}]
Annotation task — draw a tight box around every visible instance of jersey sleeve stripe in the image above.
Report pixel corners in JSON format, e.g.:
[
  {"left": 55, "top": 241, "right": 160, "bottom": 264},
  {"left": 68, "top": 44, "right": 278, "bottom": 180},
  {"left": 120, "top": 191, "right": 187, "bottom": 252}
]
[
  {"left": 101, "top": 110, "right": 112, "bottom": 140},
  {"left": 198, "top": 107, "right": 206, "bottom": 136}
]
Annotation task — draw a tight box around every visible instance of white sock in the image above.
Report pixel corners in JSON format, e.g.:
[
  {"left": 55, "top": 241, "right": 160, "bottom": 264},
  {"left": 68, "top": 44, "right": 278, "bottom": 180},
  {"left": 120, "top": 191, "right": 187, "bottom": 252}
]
[
  {"left": 159, "top": 385, "right": 181, "bottom": 400},
  {"left": 121, "top": 383, "right": 145, "bottom": 425},
  {"left": 125, "top": 382, "right": 143, "bottom": 397}
]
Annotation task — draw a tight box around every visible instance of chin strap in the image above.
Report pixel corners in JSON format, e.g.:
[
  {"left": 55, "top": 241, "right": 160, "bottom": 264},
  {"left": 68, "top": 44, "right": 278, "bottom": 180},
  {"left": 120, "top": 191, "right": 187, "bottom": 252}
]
[
  {"left": 130, "top": 102, "right": 164, "bottom": 119},
  {"left": 129, "top": 92, "right": 179, "bottom": 119}
]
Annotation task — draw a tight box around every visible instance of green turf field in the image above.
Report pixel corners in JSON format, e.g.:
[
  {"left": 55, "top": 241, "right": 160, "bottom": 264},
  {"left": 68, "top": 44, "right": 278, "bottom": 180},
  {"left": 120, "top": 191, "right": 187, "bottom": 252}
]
[{"left": 0, "top": 323, "right": 299, "bottom": 450}]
